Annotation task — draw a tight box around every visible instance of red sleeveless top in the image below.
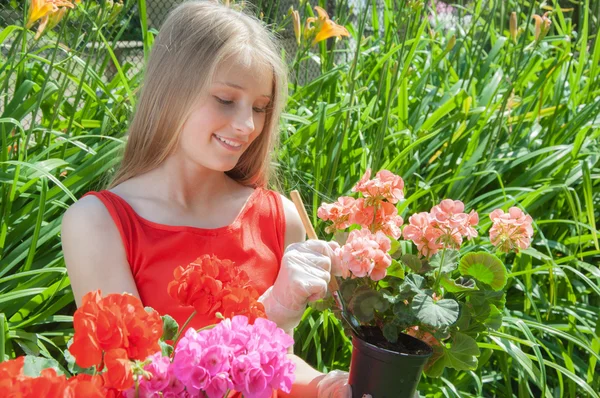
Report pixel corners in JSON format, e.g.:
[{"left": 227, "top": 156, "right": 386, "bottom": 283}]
[{"left": 83, "top": 188, "right": 286, "bottom": 330}]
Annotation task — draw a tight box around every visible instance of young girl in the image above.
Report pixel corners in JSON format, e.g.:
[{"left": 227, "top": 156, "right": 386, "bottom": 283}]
[{"left": 61, "top": 1, "right": 352, "bottom": 397}]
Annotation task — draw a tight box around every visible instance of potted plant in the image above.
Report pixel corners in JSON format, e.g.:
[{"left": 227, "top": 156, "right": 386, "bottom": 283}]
[{"left": 316, "top": 169, "right": 534, "bottom": 397}]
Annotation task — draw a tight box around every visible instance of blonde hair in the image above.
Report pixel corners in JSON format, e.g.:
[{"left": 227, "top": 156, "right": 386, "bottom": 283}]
[{"left": 109, "top": 0, "right": 288, "bottom": 189}]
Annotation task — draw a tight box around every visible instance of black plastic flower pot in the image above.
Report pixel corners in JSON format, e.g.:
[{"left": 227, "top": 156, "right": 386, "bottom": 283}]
[{"left": 348, "top": 327, "right": 433, "bottom": 398}]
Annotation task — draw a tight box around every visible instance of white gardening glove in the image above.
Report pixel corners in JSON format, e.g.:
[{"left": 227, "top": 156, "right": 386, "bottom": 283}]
[
  {"left": 316, "top": 370, "right": 351, "bottom": 398},
  {"left": 258, "top": 239, "right": 341, "bottom": 334}
]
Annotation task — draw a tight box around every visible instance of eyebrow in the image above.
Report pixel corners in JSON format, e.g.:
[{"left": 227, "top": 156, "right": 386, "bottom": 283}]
[{"left": 215, "top": 81, "right": 272, "bottom": 100}]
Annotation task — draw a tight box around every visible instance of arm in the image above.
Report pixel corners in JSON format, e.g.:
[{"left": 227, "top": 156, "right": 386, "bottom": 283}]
[
  {"left": 61, "top": 195, "right": 140, "bottom": 307},
  {"left": 278, "top": 195, "right": 344, "bottom": 398}
]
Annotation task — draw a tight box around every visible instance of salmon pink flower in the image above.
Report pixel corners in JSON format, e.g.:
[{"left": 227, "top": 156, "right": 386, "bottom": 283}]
[
  {"left": 489, "top": 207, "right": 534, "bottom": 253},
  {"left": 338, "top": 229, "right": 392, "bottom": 281},
  {"left": 352, "top": 169, "right": 405, "bottom": 204},
  {"left": 317, "top": 196, "right": 357, "bottom": 232}
]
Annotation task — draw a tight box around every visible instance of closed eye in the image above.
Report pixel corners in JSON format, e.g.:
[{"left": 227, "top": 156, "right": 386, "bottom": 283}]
[
  {"left": 214, "top": 96, "right": 233, "bottom": 105},
  {"left": 215, "top": 96, "right": 268, "bottom": 113}
]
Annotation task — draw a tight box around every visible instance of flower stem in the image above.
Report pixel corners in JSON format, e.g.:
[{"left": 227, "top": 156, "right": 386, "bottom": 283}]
[
  {"left": 171, "top": 310, "right": 197, "bottom": 355},
  {"left": 432, "top": 248, "right": 447, "bottom": 294}
]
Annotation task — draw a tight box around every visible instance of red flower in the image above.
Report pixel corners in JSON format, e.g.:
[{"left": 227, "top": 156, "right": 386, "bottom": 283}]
[
  {"left": 221, "top": 286, "right": 266, "bottom": 324},
  {"left": 169, "top": 255, "right": 268, "bottom": 324},
  {"left": 102, "top": 348, "right": 134, "bottom": 391},
  {"left": 70, "top": 290, "right": 162, "bottom": 375},
  {"left": 0, "top": 357, "right": 25, "bottom": 396},
  {"left": 67, "top": 374, "right": 105, "bottom": 398}
]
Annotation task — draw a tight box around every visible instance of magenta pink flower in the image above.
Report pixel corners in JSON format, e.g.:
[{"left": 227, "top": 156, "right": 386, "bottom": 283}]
[
  {"left": 338, "top": 229, "right": 392, "bottom": 281},
  {"left": 489, "top": 207, "right": 534, "bottom": 253},
  {"left": 352, "top": 169, "right": 405, "bottom": 204}
]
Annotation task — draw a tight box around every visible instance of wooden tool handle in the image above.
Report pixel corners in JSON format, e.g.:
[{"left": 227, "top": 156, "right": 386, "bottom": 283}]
[{"left": 289, "top": 190, "right": 340, "bottom": 292}]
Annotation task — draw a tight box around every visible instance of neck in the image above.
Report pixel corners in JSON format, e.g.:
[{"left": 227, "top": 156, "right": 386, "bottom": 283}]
[{"left": 141, "top": 154, "right": 236, "bottom": 209}]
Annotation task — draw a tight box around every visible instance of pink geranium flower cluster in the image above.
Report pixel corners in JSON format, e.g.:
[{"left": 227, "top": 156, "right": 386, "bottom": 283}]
[
  {"left": 489, "top": 207, "right": 534, "bottom": 253},
  {"left": 318, "top": 169, "right": 404, "bottom": 238},
  {"left": 402, "top": 199, "right": 479, "bottom": 258},
  {"left": 130, "top": 316, "right": 295, "bottom": 398},
  {"left": 337, "top": 229, "right": 392, "bottom": 281},
  {"left": 353, "top": 169, "right": 405, "bottom": 204}
]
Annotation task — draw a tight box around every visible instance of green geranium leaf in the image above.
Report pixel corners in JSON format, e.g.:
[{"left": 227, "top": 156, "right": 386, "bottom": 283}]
[
  {"left": 469, "top": 289, "right": 507, "bottom": 322},
  {"left": 411, "top": 294, "right": 460, "bottom": 329},
  {"left": 23, "top": 355, "right": 63, "bottom": 377},
  {"left": 398, "top": 274, "right": 426, "bottom": 299},
  {"left": 441, "top": 275, "right": 479, "bottom": 293},
  {"left": 430, "top": 250, "right": 460, "bottom": 274},
  {"left": 459, "top": 252, "right": 507, "bottom": 291},
  {"left": 340, "top": 278, "right": 361, "bottom": 303},
  {"left": 386, "top": 259, "right": 405, "bottom": 279},
  {"left": 389, "top": 239, "right": 402, "bottom": 258},
  {"left": 349, "top": 289, "right": 389, "bottom": 323},
  {"left": 393, "top": 301, "right": 416, "bottom": 328},
  {"left": 401, "top": 254, "right": 423, "bottom": 273},
  {"left": 161, "top": 314, "right": 179, "bottom": 341},
  {"left": 445, "top": 333, "right": 480, "bottom": 371},
  {"left": 383, "top": 323, "right": 399, "bottom": 344},
  {"left": 160, "top": 340, "right": 174, "bottom": 357},
  {"left": 424, "top": 345, "right": 447, "bottom": 378},
  {"left": 484, "top": 304, "right": 503, "bottom": 330}
]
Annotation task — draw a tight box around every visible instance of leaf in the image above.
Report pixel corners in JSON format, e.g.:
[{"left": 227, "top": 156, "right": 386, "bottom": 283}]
[
  {"left": 401, "top": 254, "right": 423, "bottom": 273},
  {"left": 459, "top": 252, "right": 507, "bottom": 291},
  {"left": 23, "top": 355, "right": 63, "bottom": 377},
  {"left": 386, "top": 259, "right": 405, "bottom": 279},
  {"left": 411, "top": 294, "right": 460, "bottom": 329},
  {"left": 161, "top": 314, "right": 179, "bottom": 341},
  {"left": 160, "top": 340, "right": 174, "bottom": 357},
  {"left": 441, "top": 275, "right": 479, "bottom": 293},
  {"left": 398, "top": 274, "right": 426, "bottom": 299},
  {"left": 445, "top": 332, "right": 480, "bottom": 371},
  {"left": 340, "top": 278, "right": 361, "bottom": 303},
  {"left": 424, "top": 345, "right": 447, "bottom": 378},
  {"left": 484, "top": 304, "right": 503, "bottom": 331},
  {"left": 383, "top": 323, "right": 398, "bottom": 344},
  {"left": 393, "top": 301, "right": 416, "bottom": 328},
  {"left": 430, "top": 250, "right": 460, "bottom": 274},
  {"left": 469, "top": 289, "right": 506, "bottom": 324},
  {"left": 349, "top": 289, "right": 389, "bottom": 323}
]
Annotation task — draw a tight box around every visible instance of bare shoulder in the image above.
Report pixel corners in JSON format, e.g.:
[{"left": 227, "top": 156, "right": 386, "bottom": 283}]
[
  {"left": 61, "top": 194, "right": 139, "bottom": 305},
  {"left": 278, "top": 193, "right": 306, "bottom": 248},
  {"left": 62, "top": 195, "right": 114, "bottom": 229}
]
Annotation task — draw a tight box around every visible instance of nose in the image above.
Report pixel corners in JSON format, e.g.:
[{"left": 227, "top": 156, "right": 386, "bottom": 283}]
[{"left": 231, "top": 106, "right": 255, "bottom": 136}]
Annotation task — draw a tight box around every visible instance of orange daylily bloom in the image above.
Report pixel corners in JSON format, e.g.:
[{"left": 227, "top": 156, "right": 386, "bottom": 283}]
[
  {"left": 305, "top": 6, "right": 349, "bottom": 46},
  {"left": 291, "top": 9, "right": 301, "bottom": 46},
  {"left": 532, "top": 12, "right": 552, "bottom": 41},
  {"left": 25, "top": 0, "right": 80, "bottom": 39}
]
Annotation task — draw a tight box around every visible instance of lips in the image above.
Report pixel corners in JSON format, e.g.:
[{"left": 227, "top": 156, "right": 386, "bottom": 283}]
[{"left": 213, "top": 134, "right": 245, "bottom": 152}]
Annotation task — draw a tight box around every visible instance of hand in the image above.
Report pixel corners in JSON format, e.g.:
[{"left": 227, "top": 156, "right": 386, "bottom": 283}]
[
  {"left": 258, "top": 240, "right": 340, "bottom": 333},
  {"left": 316, "top": 370, "right": 351, "bottom": 398}
]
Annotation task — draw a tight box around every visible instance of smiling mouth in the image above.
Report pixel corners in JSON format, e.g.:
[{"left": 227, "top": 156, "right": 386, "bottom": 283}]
[
  {"left": 214, "top": 134, "right": 242, "bottom": 148},
  {"left": 213, "top": 134, "right": 244, "bottom": 150}
]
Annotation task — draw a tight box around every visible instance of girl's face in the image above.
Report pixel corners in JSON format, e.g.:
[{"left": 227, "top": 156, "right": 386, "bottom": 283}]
[{"left": 177, "top": 58, "right": 273, "bottom": 172}]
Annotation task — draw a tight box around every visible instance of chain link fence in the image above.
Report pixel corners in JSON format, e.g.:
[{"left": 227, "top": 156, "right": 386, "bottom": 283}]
[{"left": 0, "top": 0, "right": 346, "bottom": 92}]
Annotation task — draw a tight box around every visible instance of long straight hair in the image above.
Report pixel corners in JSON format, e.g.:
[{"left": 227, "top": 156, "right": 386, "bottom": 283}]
[{"left": 108, "top": 0, "right": 288, "bottom": 189}]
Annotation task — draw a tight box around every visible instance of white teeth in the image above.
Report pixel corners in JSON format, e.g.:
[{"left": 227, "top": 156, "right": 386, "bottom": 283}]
[{"left": 215, "top": 135, "right": 242, "bottom": 148}]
